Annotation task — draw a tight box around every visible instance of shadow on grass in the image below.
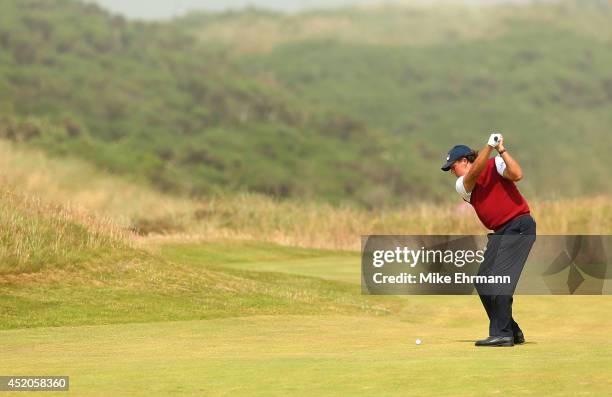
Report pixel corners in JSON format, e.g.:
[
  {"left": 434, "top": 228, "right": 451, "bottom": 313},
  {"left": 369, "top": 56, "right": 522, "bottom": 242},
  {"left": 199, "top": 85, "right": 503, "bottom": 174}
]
[{"left": 455, "top": 339, "right": 538, "bottom": 345}]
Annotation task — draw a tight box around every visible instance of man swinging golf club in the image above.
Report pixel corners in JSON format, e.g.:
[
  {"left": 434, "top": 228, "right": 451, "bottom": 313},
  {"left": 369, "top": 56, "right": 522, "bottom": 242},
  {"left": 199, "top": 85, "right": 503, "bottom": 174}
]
[{"left": 441, "top": 133, "right": 536, "bottom": 347}]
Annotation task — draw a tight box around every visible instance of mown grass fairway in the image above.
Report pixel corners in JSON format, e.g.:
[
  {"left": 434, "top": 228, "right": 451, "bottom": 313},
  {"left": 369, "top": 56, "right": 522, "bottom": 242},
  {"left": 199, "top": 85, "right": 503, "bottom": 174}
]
[
  {"left": 158, "top": 242, "right": 359, "bottom": 284},
  {"left": 2, "top": 313, "right": 612, "bottom": 397},
  {"left": 2, "top": 241, "right": 612, "bottom": 396}
]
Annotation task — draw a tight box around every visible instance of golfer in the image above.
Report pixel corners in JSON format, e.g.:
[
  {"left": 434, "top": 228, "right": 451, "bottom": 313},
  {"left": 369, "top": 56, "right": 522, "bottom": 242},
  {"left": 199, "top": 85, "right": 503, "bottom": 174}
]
[{"left": 441, "top": 133, "right": 536, "bottom": 347}]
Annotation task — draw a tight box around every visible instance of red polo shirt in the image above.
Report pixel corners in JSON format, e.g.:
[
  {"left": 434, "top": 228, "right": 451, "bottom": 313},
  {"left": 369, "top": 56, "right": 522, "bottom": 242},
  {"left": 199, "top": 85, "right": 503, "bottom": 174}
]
[{"left": 458, "top": 157, "right": 530, "bottom": 231}]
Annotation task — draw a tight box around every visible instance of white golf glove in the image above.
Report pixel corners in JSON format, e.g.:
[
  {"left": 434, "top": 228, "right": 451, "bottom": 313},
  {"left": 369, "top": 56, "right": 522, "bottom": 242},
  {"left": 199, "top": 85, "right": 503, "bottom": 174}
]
[{"left": 488, "top": 133, "right": 502, "bottom": 148}]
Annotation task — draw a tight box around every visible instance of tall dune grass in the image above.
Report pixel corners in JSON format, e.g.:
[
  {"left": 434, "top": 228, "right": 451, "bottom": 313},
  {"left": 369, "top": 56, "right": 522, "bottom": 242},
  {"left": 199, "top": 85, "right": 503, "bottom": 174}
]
[
  {"left": 0, "top": 189, "right": 131, "bottom": 274},
  {"left": 153, "top": 194, "right": 612, "bottom": 250},
  {"left": 0, "top": 140, "right": 196, "bottom": 228},
  {"left": 2, "top": 140, "right": 610, "bottom": 252}
]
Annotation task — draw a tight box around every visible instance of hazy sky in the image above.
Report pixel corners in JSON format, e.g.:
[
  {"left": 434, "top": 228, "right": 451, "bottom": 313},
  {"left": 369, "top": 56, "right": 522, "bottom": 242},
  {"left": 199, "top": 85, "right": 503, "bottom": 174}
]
[
  {"left": 86, "top": 0, "right": 540, "bottom": 20},
  {"left": 86, "top": 0, "right": 395, "bottom": 19}
]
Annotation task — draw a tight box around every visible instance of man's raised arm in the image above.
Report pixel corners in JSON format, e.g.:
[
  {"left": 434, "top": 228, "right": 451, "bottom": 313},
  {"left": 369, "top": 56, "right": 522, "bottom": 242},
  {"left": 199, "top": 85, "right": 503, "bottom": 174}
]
[
  {"left": 462, "top": 134, "right": 500, "bottom": 192},
  {"left": 497, "top": 137, "right": 523, "bottom": 181}
]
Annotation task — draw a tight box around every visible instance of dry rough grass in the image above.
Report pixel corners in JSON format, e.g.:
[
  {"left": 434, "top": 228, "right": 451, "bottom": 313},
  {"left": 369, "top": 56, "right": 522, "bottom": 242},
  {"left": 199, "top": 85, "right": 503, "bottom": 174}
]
[
  {"left": 0, "top": 140, "right": 196, "bottom": 229},
  {"left": 0, "top": 188, "right": 132, "bottom": 274},
  {"left": 2, "top": 140, "right": 610, "bottom": 252},
  {"left": 146, "top": 194, "right": 612, "bottom": 250}
]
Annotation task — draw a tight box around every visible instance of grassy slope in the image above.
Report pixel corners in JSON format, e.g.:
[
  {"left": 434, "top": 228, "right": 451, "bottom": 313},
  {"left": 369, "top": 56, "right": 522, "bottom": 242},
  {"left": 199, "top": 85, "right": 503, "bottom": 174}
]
[
  {"left": 0, "top": 172, "right": 384, "bottom": 330},
  {"left": 1, "top": 1, "right": 611, "bottom": 205},
  {"left": 0, "top": 189, "right": 132, "bottom": 275},
  {"left": 184, "top": 1, "right": 612, "bottom": 199},
  {"left": 0, "top": 139, "right": 198, "bottom": 229},
  {"left": 2, "top": 241, "right": 612, "bottom": 396},
  {"left": 0, "top": 0, "right": 400, "bottom": 205},
  {"left": 0, "top": 241, "right": 388, "bottom": 330}
]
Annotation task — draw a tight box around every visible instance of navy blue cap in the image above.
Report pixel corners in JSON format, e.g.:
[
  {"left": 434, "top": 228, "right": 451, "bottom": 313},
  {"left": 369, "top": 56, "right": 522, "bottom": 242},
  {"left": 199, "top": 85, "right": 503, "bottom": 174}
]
[{"left": 441, "top": 145, "right": 474, "bottom": 171}]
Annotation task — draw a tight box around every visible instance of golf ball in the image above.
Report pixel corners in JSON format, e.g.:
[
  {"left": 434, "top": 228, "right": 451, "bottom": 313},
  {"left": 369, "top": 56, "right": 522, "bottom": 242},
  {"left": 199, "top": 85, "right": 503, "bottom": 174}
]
[{"left": 416, "top": 339, "right": 422, "bottom": 345}]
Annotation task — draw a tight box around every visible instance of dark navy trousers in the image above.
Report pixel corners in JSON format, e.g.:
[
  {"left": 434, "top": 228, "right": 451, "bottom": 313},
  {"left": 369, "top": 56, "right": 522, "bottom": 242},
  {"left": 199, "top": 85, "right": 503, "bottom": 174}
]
[{"left": 476, "top": 213, "right": 537, "bottom": 337}]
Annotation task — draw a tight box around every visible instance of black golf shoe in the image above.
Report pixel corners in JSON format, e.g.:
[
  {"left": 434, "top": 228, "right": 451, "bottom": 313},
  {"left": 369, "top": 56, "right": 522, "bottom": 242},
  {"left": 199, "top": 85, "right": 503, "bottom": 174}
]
[
  {"left": 475, "top": 336, "right": 514, "bottom": 347},
  {"left": 514, "top": 331, "right": 525, "bottom": 345}
]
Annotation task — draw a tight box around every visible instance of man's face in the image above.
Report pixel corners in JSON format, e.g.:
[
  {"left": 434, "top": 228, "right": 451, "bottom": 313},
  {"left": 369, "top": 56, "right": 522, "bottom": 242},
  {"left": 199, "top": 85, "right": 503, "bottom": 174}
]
[{"left": 450, "top": 158, "right": 471, "bottom": 177}]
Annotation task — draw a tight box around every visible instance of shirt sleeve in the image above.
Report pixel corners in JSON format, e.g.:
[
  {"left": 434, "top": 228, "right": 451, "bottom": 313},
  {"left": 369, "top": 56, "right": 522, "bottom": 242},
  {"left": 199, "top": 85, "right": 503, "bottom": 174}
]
[
  {"left": 455, "top": 176, "right": 471, "bottom": 201},
  {"left": 495, "top": 155, "right": 506, "bottom": 176}
]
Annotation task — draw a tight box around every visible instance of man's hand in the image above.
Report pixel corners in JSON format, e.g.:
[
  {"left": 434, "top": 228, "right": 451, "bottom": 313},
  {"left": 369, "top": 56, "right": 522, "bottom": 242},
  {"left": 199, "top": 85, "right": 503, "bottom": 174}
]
[
  {"left": 496, "top": 135, "right": 505, "bottom": 153},
  {"left": 496, "top": 135, "right": 524, "bottom": 181},
  {"left": 488, "top": 133, "right": 502, "bottom": 148}
]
